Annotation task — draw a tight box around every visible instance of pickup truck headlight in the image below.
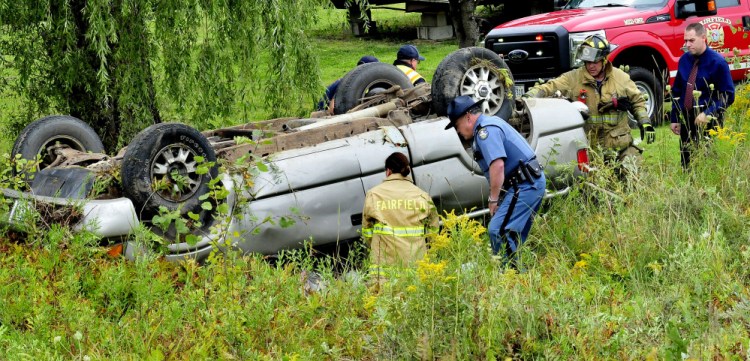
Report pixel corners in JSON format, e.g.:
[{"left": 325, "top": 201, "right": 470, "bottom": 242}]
[{"left": 569, "top": 30, "right": 607, "bottom": 68}]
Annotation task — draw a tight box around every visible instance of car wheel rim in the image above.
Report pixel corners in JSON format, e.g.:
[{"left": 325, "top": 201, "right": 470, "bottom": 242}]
[
  {"left": 460, "top": 64, "right": 506, "bottom": 115},
  {"left": 635, "top": 80, "right": 655, "bottom": 118},
  {"left": 37, "top": 135, "right": 86, "bottom": 169},
  {"left": 150, "top": 143, "right": 202, "bottom": 202}
]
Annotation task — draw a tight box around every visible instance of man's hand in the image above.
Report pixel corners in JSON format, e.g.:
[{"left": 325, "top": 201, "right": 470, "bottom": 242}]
[
  {"left": 489, "top": 202, "right": 499, "bottom": 216},
  {"left": 640, "top": 123, "right": 656, "bottom": 144},
  {"left": 695, "top": 112, "right": 708, "bottom": 127},
  {"left": 670, "top": 123, "right": 680, "bottom": 135}
]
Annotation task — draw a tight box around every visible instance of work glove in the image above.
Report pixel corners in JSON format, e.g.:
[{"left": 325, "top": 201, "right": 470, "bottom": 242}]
[
  {"left": 639, "top": 122, "right": 656, "bottom": 144},
  {"left": 598, "top": 96, "right": 633, "bottom": 113}
]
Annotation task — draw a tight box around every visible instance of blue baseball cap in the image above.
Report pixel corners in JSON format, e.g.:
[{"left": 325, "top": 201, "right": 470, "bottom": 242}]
[
  {"left": 445, "top": 96, "right": 483, "bottom": 130},
  {"left": 397, "top": 45, "right": 425, "bottom": 61},
  {"left": 357, "top": 55, "right": 379, "bottom": 65}
]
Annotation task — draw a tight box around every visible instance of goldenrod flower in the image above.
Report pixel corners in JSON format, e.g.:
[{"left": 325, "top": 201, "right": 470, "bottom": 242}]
[
  {"left": 363, "top": 295, "right": 378, "bottom": 311},
  {"left": 416, "top": 257, "right": 448, "bottom": 282}
]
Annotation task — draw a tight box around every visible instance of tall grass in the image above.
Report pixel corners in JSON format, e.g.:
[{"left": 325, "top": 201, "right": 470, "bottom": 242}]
[{"left": 2, "top": 4, "right": 750, "bottom": 358}]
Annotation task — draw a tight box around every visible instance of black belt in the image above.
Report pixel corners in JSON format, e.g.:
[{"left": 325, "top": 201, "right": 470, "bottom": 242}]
[{"left": 503, "top": 158, "right": 543, "bottom": 190}]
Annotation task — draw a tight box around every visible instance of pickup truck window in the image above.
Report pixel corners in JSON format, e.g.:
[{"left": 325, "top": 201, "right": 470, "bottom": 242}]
[
  {"left": 716, "top": 0, "right": 739, "bottom": 7},
  {"left": 566, "top": 0, "right": 668, "bottom": 8}
]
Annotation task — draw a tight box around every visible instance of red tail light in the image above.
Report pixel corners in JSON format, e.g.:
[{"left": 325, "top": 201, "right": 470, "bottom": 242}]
[
  {"left": 535, "top": 34, "right": 544, "bottom": 41},
  {"left": 577, "top": 148, "right": 590, "bottom": 172}
]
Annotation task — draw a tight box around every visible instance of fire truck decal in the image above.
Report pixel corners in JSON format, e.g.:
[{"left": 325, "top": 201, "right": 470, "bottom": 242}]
[
  {"left": 624, "top": 18, "right": 644, "bottom": 25},
  {"left": 700, "top": 17, "right": 732, "bottom": 49}
]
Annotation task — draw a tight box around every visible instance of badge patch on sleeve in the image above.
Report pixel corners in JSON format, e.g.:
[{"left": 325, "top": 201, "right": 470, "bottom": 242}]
[{"left": 478, "top": 128, "right": 489, "bottom": 140}]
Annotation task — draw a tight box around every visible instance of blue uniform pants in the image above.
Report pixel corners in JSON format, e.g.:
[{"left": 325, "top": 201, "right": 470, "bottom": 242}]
[{"left": 488, "top": 174, "right": 545, "bottom": 259}]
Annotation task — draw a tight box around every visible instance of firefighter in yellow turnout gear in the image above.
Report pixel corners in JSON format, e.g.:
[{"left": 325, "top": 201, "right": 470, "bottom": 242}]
[
  {"left": 362, "top": 152, "right": 438, "bottom": 277},
  {"left": 524, "top": 35, "right": 655, "bottom": 165}
]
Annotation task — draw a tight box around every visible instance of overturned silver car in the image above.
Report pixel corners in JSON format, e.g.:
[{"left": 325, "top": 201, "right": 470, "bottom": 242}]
[{"left": 1, "top": 47, "right": 590, "bottom": 261}]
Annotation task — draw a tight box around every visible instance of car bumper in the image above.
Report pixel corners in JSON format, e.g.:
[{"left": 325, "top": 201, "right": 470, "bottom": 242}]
[{"left": 2, "top": 187, "right": 138, "bottom": 238}]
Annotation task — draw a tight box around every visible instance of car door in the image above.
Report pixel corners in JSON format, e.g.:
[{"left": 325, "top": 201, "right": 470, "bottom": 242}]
[{"left": 670, "top": 0, "right": 750, "bottom": 81}]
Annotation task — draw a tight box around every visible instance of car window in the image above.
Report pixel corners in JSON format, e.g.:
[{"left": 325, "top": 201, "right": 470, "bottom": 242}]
[
  {"left": 715, "top": 0, "right": 739, "bottom": 7},
  {"left": 566, "top": 0, "right": 668, "bottom": 9}
]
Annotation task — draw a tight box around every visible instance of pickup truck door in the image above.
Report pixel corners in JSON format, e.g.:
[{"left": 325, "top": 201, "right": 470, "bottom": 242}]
[{"left": 670, "top": 0, "right": 750, "bottom": 80}]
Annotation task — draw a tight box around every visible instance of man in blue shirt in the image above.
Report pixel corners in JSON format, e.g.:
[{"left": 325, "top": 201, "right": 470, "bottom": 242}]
[
  {"left": 444, "top": 96, "right": 545, "bottom": 269},
  {"left": 317, "top": 55, "right": 379, "bottom": 113},
  {"left": 669, "top": 22, "right": 735, "bottom": 168}
]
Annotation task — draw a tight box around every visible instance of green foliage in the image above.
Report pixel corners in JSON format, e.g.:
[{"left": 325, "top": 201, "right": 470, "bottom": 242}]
[
  {"left": 2, "top": 8, "right": 750, "bottom": 359},
  {"left": 0, "top": 0, "right": 326, "bottom": 151}
]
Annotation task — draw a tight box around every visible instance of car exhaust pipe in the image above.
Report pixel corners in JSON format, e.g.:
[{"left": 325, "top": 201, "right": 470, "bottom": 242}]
[{"left": 294, "top": 100, "right": 401, "bottom": 131}]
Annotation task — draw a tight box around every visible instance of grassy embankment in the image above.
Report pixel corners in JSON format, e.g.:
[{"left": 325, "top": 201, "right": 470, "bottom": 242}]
[{"left": 2, "top": 5, "right": 750, "bottom": 360}]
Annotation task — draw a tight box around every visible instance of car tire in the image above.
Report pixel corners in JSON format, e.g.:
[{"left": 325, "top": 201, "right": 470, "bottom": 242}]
[
  {"left": 121, "top": 123, "right": 218, "bottom": 220},
  {"left": 628, "top": 66, "right": 664, "bottom": 126},
  {"left": 432, "top": 47, "right": 515, "bottom": 120},
  {"left": 333, "top": 62, "right": 414, "bottom": 115},
  {"left": 12, "top": 115, "right": 104, "bottom": 175}
]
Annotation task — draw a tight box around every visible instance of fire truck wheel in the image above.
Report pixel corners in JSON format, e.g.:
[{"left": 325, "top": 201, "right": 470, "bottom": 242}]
[{"left": 628, "top": 66, "right": 665, "bottom": 126}]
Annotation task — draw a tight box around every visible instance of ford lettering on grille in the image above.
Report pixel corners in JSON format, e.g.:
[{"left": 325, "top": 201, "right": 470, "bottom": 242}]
[{"left": 507, "top": 49, "right": 529, "bottom": 63}]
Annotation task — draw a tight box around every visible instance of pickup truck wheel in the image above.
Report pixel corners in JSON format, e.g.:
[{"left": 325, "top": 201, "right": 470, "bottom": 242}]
[
  {"left": 629, "top": 66, "right": 664, "bottom": 126},
  {"left": 432, "top": 47, "right": 515, "bottom": 120},
  {"left": 12, "top": 115, "right": 104, "bottom": 175},
  {"left": 122, "top": 123, "right": 218, "bottom": 220},
  {"left": 333, "top": 62, "right": 414, "bottom": 115}
]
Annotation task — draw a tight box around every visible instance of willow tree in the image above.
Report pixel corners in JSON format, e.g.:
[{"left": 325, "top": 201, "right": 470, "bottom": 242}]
[{"left": 0, "top": 0, "right": 325, "bottom": 151}]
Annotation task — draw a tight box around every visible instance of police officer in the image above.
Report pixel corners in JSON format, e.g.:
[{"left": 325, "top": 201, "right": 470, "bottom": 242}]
[
  {"left": 524, "top": 34, "right": 655, "bottom": 167},
  {"left": 669, "top": 23, "right": 735, "bottom": 168},
  {"left": 445, "top": 96, "right": 545, "bottom": 269},
  {"left": 393, "top": 44, "right": 426, "bottom": 86},
  {"left": 362, "top": 152, "right": 439, "bottom": 275}
]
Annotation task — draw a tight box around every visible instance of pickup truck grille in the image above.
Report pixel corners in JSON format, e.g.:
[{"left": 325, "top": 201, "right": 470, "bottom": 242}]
[{"left": 484, "top": 27, "right": 569, "bottom": 85}]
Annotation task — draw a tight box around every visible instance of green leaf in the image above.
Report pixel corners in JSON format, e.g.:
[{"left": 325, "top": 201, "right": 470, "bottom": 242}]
[
  {"left": 216, "top": 203, "right": 229, "bottom": 214},
  {"left": 187, "top": 212, "right": 200, "bottom": 221},
  {"left": 279, "top": 216, "right": 296, "bottom": 228},
  {"left": 174, "top": 218, "right": 190, "bottom": 234},
  {"left": 256, "top": 161, "right": 269, "bottom": 172},
  {"left": 201, "top": 202, "right": 213, "bottom": 211},
  {"left": 185, "top": 234, "right": 200, "bottom": 246}
]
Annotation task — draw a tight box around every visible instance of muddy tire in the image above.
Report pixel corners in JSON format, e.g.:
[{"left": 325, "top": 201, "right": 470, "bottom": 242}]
[
  {"left": 333, "top": 62, "right": 413, "bottom": 115},
  {"left": 12, "top": 115, "right": 104, "bottom": 177},
  {"left": 628, "top": 66, "right": 664, "bottom": 126},
  {"left": 432, "top": 47, "right": 515, "bottom": 120},
  {"left": 121, "top": 123, "right": 218, "bottom": 220}
]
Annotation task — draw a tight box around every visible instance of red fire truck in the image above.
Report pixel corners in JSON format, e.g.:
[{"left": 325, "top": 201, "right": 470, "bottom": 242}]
[{"left": 484, "top": 0, "right": 750, "bottom": 123}]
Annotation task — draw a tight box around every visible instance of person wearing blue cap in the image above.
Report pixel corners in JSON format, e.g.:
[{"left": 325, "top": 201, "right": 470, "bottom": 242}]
[
  {"left": 444, "top": 96, "right": 545, "bottom": 270},
  {"left": 394, "top": 44, "right": 426, "bottom": 86},
  {"left": 317, "top": 55, "right": 379, "bottom": 113}
]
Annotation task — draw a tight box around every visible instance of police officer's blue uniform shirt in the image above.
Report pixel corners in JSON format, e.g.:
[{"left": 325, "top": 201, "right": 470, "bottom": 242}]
[
  {"left": 669, "top": 47, "right": 735, "bottom": 123},
  {"left": 472, "top": 114, "right": 536, "bottom": 181},
  {"left": 471, "top": 114, "right": 545, "bottom": 259}
]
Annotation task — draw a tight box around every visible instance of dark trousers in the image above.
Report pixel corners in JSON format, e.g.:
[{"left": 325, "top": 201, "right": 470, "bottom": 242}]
[{"left": 679, "top": 113, "right": 721, "bottom": 169}]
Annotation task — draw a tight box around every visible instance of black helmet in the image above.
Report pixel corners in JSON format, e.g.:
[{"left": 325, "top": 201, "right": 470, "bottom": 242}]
[{"left": 576, "top": 35, "right": 610, "bottom": 63}]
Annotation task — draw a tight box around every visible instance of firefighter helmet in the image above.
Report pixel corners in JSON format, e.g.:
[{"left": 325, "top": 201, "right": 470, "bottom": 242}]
[{"left": 576, "top": 35, "right": 611, "bottom": 63}]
